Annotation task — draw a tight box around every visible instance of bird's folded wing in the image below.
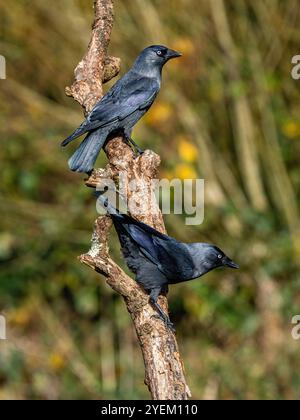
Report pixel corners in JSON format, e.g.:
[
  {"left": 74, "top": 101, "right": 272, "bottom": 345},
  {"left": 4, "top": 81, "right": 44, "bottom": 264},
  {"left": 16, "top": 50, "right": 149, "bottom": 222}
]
[
  {"left": 88, "top": 76, "right": 159, "bottom": 126},
  {"left": 61, "top": 76, "right": 159, "bottom": 146},
  {"left": 123, "top": 219, "right": 196, "bottom": 280}
]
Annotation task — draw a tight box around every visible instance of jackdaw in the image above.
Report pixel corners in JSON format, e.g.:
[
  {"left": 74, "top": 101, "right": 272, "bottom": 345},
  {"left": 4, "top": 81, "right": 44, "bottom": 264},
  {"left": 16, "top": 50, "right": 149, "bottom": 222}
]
[
  {"left": 95, "top": 194, "right": 239, "bottom": 331},
  {"left": 61, "top": 45, "right": 181, "bottom": 173}
]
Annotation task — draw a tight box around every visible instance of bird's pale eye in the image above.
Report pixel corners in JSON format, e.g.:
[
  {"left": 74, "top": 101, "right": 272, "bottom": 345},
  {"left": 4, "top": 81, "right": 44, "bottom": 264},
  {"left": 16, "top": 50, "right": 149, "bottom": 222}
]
[
  {"left": 156, "top": 50, "right": 163, "bottom": 56},
  {"left": 218, "top": 254, "right": 223, "bottom": 259}
]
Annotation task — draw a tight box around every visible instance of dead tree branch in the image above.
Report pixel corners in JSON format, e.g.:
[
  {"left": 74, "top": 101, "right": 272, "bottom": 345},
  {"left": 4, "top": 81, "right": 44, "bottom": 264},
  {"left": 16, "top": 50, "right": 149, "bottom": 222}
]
[{"left": 65, "top": 0, "right": 191, "bottom": 399}]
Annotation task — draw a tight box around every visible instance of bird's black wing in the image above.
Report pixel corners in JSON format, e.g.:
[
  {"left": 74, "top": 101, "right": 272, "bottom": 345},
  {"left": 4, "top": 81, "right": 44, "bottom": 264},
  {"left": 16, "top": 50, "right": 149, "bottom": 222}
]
[
  {"left": 89, "top": 75, "right": 158, "bottom": 122},
  {"left": 116, "top": 227, "right": 168, "bottom": 291},
  {"left": 61, "top": 75, "right": 159, "bottom": 146},
  {"left": 96, "top": 194, "right": 196, "bottom": 281},
  {"left": 114, "top": 214, "right": 196, "bottom": 281}
]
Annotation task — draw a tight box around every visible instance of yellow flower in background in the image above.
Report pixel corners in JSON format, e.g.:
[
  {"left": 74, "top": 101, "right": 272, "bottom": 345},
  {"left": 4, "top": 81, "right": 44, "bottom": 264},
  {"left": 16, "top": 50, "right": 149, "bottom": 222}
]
[
  {"left": 177, "top": 136, "right": 198, "bottom": 162},
  {"left": 282, "top": 121, "right": 300, "bottom": 139},
  {"left": 48, "top": 353, "right": 66, "bottom": 371},
  {"left": 172, "top": 37, "right": 195, "bottom": 56},
  {"left": 9, "top": 306, "right": 32, "bottom": 327},
  {"left": 160, "top": 170, "right": 174, "bottom": 180},
  {"left": 145, "top": 102, "right": 172, "bottom": 126},
  {"left": 174, "top": 163, "right": 197, "bottom": 180}
]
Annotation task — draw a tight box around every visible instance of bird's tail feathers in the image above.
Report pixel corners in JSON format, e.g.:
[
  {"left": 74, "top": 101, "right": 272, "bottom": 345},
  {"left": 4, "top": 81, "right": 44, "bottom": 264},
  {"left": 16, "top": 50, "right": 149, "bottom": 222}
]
[
  {"left": 61, "top": 123, "right": 87, "bottom": 147},
  {"left": 68, "top": 129, "right": 107, "bottom": 173}
]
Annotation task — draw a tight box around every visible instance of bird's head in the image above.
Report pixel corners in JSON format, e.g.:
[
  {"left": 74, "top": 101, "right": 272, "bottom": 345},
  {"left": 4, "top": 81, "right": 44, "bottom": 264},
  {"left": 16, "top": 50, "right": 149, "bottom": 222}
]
[
  {"left": 134, "top": 45, "right": 182, "bottom": 74},
  {"left": 190, "top": 243, "right": 239, "bottom": 276},
  {"left": 205, "top": 245, "right": 239, "bottom": 271}
]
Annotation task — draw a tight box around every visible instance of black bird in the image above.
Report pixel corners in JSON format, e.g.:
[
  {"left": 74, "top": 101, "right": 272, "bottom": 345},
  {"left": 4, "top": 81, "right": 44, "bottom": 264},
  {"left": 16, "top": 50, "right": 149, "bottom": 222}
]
[
  {"left": 96, "top": 194, "right": 239, "bottom": 331},
  {"left": 61, "top": 45, "right": 181, "bottom": 173}
]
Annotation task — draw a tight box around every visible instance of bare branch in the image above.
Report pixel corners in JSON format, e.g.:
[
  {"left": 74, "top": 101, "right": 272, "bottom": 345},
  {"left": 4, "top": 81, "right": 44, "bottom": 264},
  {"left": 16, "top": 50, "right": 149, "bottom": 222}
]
[
  {"left": 65, "top": 0, "right": 120, "bottom": 114},
  {"left": 66, "top": 0, "right": 191, "bottom": 399}
]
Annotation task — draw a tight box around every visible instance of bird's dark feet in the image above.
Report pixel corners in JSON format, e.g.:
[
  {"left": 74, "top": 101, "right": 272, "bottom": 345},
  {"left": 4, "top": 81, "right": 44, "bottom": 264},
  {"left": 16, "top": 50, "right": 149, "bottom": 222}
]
[
  {"left": 133, "top": 147, "right": 145, "bottom": 159},
  {"left": 166, "top": 319, "right": 176, "bottom": 333},
  {"left": 151, "top": 313, "right": 176, "bottom": 333},
  {"left": 124, "top": 135, "right": 145, "bottom": 157}
]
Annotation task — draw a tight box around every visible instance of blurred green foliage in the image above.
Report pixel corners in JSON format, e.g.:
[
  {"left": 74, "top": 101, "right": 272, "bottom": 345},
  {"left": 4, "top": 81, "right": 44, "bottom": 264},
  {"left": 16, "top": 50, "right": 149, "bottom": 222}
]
[{"left": 0, "top": 0, "right": 300, "bottom": 400}]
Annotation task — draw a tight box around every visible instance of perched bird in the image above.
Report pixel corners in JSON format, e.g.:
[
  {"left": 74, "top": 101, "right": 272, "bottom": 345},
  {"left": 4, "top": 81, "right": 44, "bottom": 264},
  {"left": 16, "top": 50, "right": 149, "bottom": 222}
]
[
  {"left": 61, "top": 45, "right": 181, "bottom": 173},
  {"left": 96, "top": 194, "right": 239, "bottom": 331}
]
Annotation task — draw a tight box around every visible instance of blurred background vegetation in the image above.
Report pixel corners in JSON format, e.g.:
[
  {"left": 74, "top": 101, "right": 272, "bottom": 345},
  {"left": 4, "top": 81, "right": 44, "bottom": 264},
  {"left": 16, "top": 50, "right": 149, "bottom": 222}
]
[{"left": 1, "top": 0, "right": 300, "bottom": 400}]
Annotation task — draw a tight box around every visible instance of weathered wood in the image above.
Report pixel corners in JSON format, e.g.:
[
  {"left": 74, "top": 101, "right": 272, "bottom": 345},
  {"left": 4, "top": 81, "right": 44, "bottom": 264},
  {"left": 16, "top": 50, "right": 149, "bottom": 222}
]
[{"left": 66, "top": 0, "right": 191, "bottom": 399}]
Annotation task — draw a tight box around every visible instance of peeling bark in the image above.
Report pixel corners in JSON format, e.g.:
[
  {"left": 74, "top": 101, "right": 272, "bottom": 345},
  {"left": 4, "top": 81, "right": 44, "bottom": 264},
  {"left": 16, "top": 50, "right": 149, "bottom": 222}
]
[{"left": 66, "top": 0, "right": 191, "bottom": 399}]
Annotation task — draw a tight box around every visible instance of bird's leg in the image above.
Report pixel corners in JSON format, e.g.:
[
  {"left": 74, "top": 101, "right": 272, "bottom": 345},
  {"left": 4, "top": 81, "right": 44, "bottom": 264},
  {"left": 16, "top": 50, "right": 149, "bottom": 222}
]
[
  {"left": 128, "top": 137, "right": 144, "bottom": 155},
  {"left": 123, "top": 131, "right": 144, "bottom": 156},
  {"left": 149, "top": 288, "right": 175, "bottom": 332}
]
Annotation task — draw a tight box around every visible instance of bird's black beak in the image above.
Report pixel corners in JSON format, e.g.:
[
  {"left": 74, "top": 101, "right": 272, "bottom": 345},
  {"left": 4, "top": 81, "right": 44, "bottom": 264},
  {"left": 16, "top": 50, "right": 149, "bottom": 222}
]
[
  {"left": 166, "top": 49, "right": 182, "bottom": 60},
  {"left": 223, "top": 257, "right": 239, "bottom": 269}
]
